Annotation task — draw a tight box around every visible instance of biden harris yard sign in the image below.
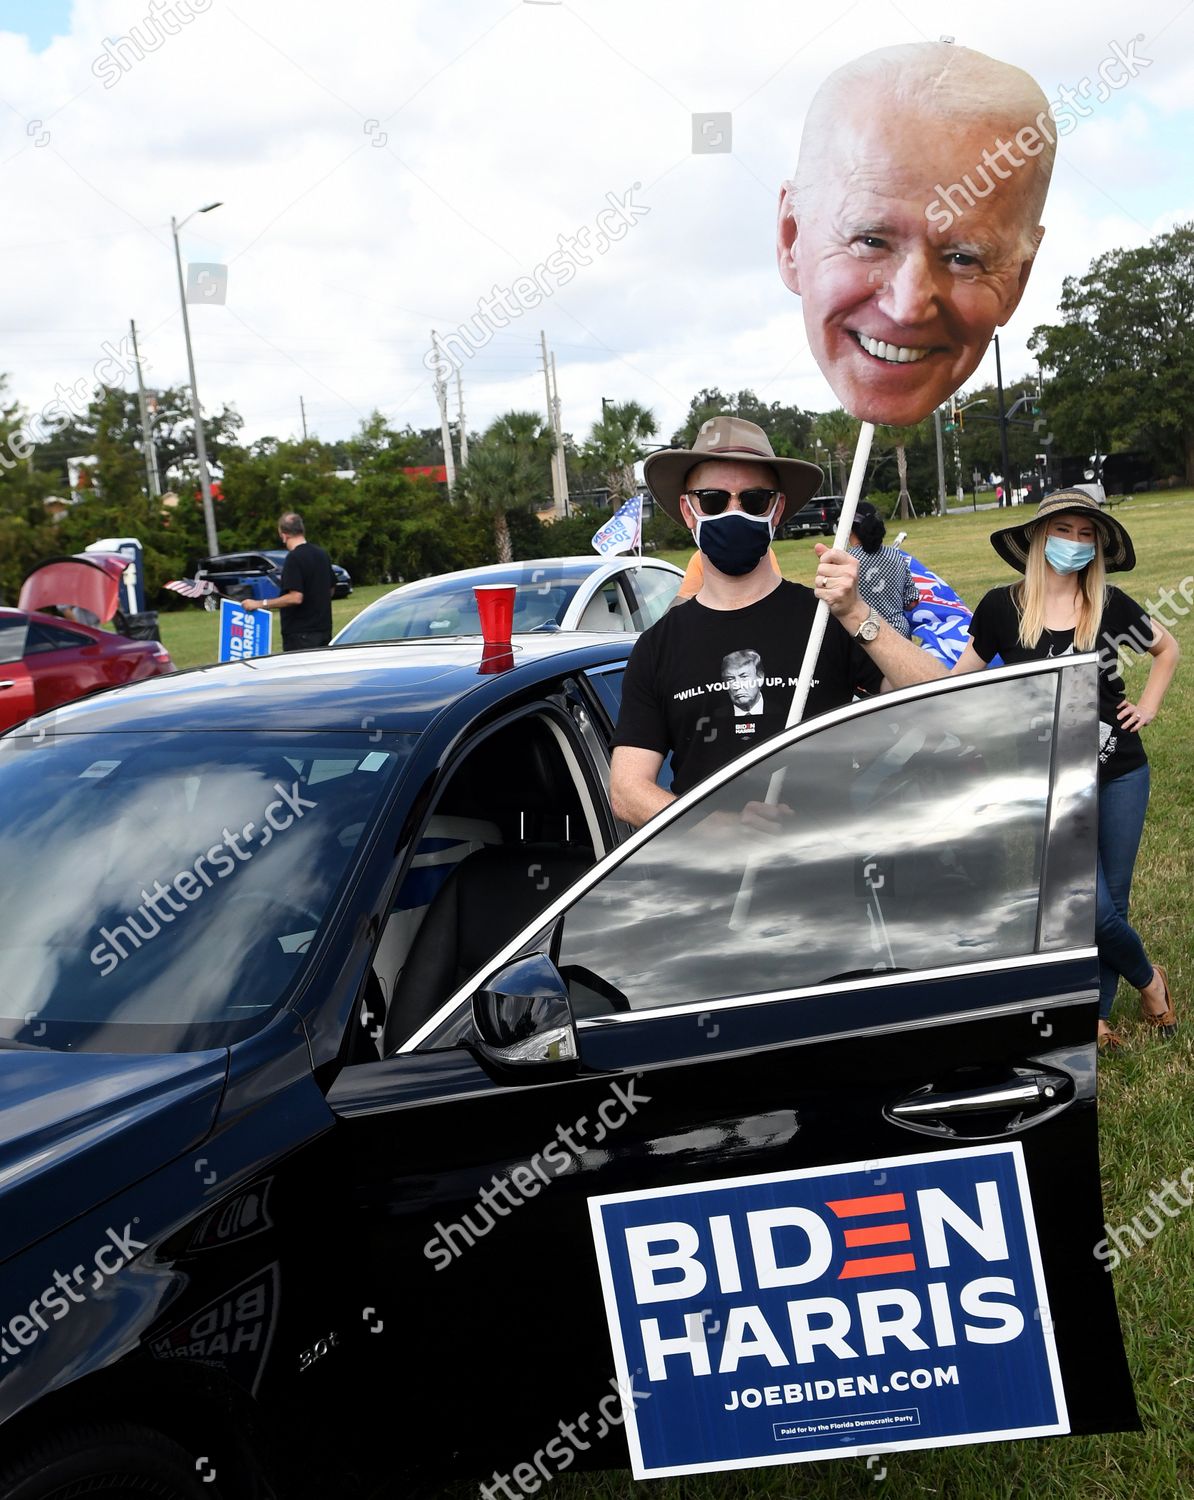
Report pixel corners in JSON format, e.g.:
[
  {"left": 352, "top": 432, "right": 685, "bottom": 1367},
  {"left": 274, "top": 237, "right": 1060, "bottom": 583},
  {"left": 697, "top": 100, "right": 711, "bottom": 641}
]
[
  {"left": 218, "top": 597, "right": 272, "bottom": 663},
  {"left": 587, "top": 1144, "right": 1067, "bottom": 1478}
]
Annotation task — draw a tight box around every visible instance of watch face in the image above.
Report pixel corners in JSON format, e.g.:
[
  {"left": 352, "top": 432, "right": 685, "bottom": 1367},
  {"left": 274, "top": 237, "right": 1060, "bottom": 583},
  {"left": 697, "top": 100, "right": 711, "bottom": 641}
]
[{"left": 858, "top": 615, "right": 881, "bottom": 641}]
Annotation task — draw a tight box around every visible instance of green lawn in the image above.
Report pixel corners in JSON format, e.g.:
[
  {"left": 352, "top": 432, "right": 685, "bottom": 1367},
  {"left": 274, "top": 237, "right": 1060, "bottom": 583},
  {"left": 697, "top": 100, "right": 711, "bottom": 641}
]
[{"left": 162, "top": 503, "right": 1194, "bottom": 1497}]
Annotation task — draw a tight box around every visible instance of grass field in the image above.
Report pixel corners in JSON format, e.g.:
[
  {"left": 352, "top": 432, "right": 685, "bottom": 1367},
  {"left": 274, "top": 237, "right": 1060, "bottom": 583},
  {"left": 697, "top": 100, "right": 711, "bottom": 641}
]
[{"left": 159, "top": 502, "right": 1194, "bottom": 1498}]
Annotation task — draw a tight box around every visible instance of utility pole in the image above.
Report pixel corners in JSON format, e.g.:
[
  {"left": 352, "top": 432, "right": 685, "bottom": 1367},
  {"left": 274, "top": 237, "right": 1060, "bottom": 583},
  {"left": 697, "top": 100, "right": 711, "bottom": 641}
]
[
  {"left": 455, "top": 365, "right": 468, "bottom": 469},
  {"left": 550, "top": 352, "right": 569, "bottom": 516},
  {"left": 430, "top": 330, "right": 457, "bottom": 497},
  {"left": 129, "top": 319, "right": 161, "bottom": 499},
  {"left": 933, "top": 407, "right": 947, "bottom": 516},
  {"left": 299, "top": 394, "right": 308, "bottom": 441},
  {"left": 540, "top": 330, "right": 566, "bottom": 517},
  {"left": 994, "top": 333, "right": 1013, "bottom": 504},
  {"left": 170, "top": 203, "right": 222, "bottom": 557}
]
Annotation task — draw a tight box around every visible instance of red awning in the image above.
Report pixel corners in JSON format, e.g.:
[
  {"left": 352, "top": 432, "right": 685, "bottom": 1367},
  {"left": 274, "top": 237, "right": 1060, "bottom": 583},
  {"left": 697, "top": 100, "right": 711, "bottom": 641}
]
[{"left": 18, "top": 553, "right": 128, "bottom": 624}]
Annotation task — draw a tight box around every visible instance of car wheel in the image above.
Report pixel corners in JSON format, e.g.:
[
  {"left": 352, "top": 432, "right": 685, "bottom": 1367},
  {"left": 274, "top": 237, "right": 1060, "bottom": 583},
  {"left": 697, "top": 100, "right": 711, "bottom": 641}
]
[{"left": 0, "top": 1423, "right": 220, "bottom": 1500}]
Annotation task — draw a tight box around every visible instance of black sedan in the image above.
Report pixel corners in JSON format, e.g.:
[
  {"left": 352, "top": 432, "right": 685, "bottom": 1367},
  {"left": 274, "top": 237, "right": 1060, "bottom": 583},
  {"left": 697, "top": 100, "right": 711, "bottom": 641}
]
[{"left": 0, "top": 636, "right": 1135, "bottom": 1497}]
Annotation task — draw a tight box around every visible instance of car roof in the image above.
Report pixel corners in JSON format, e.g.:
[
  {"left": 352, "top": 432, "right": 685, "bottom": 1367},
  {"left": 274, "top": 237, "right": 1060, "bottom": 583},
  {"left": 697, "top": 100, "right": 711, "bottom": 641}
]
[
  {"left": 16, "top": 634, "right": 635, "bottom": 735},
  {"left": 368, "top": 556, "right": 678, "bottom": 591}
]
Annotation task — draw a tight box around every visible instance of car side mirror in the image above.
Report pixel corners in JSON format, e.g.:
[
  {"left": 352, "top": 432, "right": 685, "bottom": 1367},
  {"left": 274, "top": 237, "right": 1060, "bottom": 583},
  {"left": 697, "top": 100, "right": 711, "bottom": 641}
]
[{"left": 471, "top": 953, "right": 578, "bottom": 1071}]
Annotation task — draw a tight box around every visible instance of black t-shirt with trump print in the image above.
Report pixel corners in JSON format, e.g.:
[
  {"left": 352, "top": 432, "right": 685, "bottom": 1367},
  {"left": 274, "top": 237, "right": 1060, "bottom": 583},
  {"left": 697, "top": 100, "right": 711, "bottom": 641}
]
[{"left": 613, "top": 580, "right": 882, "bottom": 798}]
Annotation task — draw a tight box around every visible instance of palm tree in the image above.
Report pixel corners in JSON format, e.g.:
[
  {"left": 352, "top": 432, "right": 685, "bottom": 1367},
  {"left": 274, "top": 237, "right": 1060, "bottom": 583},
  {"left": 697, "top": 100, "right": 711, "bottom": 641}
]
[
  {"left": 812, "top": 409, "right": 860, "bottom": 495},
  {"left": 877, "top": 422, "right": 927, "bottom": 520},
  {"left": 454, "top": 411, "right": 554, "bottom": 562},
  {"left": 583, "top": 400, "right": 657, "bottom": 504}
]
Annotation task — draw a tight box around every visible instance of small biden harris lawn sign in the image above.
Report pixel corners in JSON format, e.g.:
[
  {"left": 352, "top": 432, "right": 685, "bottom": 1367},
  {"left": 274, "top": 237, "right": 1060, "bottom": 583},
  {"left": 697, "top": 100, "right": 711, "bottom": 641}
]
[
  {"left": 587, "top": 1144, "right": 1067, "bottom": 1478},
  {"left": 218, "top": 597, "right": 272, "bottom": 663}
]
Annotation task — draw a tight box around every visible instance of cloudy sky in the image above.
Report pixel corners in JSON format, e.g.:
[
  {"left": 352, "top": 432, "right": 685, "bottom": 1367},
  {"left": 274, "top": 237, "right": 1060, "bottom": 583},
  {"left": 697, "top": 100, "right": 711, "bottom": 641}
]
[{"left": 1, "top": 0, "right": 1191, "bottom": 452}]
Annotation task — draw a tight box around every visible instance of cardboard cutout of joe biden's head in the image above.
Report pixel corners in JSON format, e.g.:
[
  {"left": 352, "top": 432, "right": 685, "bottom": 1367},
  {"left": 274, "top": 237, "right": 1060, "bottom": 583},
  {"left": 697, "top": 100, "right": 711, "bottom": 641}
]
[{"left": 777, "top": 42, "right": 1056, "bottom": 426}]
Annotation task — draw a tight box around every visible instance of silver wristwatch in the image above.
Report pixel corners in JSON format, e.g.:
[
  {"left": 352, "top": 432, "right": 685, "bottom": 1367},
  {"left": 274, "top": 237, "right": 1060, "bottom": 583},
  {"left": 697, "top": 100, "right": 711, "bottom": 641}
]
[{"left": 853, "top": 608, "right": 881, "bottom": 643}]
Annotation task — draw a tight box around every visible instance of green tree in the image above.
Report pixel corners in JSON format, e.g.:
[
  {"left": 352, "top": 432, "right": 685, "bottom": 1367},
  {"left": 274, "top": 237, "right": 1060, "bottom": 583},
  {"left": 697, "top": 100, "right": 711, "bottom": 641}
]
[
  {"left": 582, "top": 400, "right": 657, "bottom": 504},
  {"left": 812, "top": 409, "right": 861, "bottom": 495},
  {"left": 39, "top": 386, "right": 242, "bottom": 496},
  {"left": 876, "top": 421, "right": 928, "bottom": 520},
  {"left": 1030, "top": 222, "right": 1194, "bottom": 482},
  {"left": 0, "top": 377, "right": 57, "bottom": 602},
  {"left": 454, "top": 411, "right": 554, "bottom": 562},
  {"left": 671, "top": 388, "right": 813, "bottom": 456}
]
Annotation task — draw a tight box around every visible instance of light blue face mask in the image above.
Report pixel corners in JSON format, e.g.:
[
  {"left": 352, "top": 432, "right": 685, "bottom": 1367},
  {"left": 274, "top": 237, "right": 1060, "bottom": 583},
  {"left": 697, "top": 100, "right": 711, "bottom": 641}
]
[{"left": 1044, "top": 536, "right": 1097, "bottom": 574}]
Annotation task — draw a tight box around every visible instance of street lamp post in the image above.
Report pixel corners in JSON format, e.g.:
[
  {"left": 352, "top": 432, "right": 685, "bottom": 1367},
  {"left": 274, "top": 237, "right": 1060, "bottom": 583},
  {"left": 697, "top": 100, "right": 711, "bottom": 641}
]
[{"left": 171, "top": 202, "right": 222, "bottom": 558}]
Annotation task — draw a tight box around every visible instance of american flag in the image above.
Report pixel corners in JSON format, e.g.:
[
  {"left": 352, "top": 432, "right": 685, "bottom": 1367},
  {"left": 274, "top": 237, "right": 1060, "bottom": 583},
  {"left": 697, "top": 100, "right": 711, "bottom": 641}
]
[
  {"left": 164, "top": 578, "right": 218, "bottom": 600},
  {"left": 900, "top": 551, "right": 973, "bottom": 667},
  {"left": 591, "top": 495, "right": 642, "bottom": 557}
]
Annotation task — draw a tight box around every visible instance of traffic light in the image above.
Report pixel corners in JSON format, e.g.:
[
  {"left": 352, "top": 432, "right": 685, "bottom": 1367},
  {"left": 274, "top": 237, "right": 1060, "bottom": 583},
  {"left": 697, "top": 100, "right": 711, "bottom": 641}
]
[{"left": 957, "top": 408, "right": 964, "bottom": 432}]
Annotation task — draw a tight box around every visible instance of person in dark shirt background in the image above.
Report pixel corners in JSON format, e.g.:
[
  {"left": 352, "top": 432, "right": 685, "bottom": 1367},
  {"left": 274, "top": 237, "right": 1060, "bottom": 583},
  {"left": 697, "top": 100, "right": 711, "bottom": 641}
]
[{"left": 243, "top": 511, "right": 335, "bottom": 650}]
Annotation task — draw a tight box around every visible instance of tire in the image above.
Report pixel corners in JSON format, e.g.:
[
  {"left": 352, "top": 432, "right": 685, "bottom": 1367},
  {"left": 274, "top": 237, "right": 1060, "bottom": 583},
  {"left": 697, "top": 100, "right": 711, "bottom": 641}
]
[{"left": 0, "top": 1422, "right": 222, "bottom": 1500}]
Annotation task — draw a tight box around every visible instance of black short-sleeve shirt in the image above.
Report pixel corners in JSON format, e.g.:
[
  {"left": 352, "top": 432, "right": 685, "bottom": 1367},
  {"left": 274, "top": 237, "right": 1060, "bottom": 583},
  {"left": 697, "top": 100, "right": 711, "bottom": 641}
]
[
  {"left": 279, "top": 542, "right": 334, "bottom": 642},
  {"left": 969, "top": 584, "right": 1154, "bottom": 782},
  {"left": 613, "top": 580, "right": 882, "bottom": 797}
]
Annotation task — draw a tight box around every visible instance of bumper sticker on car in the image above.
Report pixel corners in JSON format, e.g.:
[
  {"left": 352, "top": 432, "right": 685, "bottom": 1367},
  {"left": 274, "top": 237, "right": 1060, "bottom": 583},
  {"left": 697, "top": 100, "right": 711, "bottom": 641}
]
[{"left": 588, "top": 1143, "right": 1067, "bottom": 1478}]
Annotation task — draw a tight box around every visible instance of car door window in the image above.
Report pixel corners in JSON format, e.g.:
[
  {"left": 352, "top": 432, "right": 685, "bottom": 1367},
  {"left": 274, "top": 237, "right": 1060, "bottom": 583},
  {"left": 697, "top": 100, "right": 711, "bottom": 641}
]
[
  {"left": 25, "top": 622, "right": 91, "bottom": 654},
  {"left": 626, "top": 565, "right": 680, "bottom": 629},
  {"left": 0, "top": 619, "right": 28, "bottom": 664},
  {"left": 583, "top": 665, "right": 625, "bottom": 726},
  {"left": 555, "top": 672, "right": 1058, "bottom": 1014},
  {"left": 575, "top": 580, "right": 633, "bottom": 632}
]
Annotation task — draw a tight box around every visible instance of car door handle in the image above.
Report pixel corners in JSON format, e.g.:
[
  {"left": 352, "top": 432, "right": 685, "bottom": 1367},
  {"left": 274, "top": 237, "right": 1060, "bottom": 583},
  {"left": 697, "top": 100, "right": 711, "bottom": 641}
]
[
  {"left": 886, "top": 1069, "right": 1072, "bottom": 1139},
  {"left": 891, "top": 1078, "right": 1059, "bottom": 1119},
  {"left": 0, "top": 680, "right": 15, "bottom": 690}
]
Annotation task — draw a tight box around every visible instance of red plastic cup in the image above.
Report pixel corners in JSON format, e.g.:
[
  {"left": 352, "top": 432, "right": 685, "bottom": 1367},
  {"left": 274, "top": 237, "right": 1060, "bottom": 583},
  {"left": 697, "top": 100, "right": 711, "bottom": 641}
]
[{"left": 474, "top": 584, "right": 516, "bottom": 644}]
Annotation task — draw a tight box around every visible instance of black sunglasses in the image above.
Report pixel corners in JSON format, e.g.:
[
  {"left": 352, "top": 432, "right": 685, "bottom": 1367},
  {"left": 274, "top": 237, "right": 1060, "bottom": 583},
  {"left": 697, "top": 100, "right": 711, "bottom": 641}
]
[{"left": 685, "top": 487, "right": 780, "bottom": 517}]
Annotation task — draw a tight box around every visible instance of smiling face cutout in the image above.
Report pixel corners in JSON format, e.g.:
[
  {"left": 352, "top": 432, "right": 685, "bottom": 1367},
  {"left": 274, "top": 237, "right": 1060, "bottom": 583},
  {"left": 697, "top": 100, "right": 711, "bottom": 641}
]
[{"left": 778, "top": 45, "right": 1054, "bottom": 426}]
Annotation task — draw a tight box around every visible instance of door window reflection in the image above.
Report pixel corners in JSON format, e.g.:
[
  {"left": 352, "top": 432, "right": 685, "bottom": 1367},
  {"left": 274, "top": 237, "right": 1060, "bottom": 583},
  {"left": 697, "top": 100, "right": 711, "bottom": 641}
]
[{"left": 558, "top": 674, "right": 1058, "bottom": 1013}]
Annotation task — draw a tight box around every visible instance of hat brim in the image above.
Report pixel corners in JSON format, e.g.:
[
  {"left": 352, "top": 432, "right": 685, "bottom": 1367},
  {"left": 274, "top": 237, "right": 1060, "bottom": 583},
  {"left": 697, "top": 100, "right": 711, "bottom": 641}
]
[
  {"left": 990, "top": 495, "right": 1136, "bottom": 574},
  {"left": 644, "top": 447, "right": 824, "bottom": 526}
]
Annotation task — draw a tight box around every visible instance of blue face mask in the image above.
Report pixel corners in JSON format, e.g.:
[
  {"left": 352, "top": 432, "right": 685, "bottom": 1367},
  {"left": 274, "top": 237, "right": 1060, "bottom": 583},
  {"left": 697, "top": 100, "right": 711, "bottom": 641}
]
[
  {"left": 1044, "top": 536, "right": 1097, "bottom": 574},
  {"left": 693, "top": 508, "right": 776, "bottom": 576}
]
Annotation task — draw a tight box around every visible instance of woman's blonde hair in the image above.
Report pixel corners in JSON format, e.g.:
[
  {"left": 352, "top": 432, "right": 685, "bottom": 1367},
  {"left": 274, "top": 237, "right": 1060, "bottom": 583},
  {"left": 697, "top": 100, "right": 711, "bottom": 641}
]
[{"left": 1015, "top": 522, "right": 1107, "bottom": 652}]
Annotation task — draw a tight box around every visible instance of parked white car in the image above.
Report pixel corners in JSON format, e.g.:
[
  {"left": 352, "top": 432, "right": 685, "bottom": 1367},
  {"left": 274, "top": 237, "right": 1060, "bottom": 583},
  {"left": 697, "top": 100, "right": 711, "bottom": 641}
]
[{"left": 331, "top": 556, "right": 684, "bottom": 643}]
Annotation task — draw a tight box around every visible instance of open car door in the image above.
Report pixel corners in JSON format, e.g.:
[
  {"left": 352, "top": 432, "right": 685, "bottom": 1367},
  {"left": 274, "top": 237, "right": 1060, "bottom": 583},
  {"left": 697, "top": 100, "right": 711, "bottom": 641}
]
[{"left": 323, "top": 655, "right": 1137, "bottom": 1482}]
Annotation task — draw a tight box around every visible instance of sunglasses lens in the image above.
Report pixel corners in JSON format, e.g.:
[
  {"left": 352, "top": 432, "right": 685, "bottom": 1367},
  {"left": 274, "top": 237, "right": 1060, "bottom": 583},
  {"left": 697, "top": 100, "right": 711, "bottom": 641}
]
[
  {"left": 691, "top": 489, "right": 731, "bottom": 515},
  {"left": 740, "top": 489, "right": 777, "bottom": 516}
]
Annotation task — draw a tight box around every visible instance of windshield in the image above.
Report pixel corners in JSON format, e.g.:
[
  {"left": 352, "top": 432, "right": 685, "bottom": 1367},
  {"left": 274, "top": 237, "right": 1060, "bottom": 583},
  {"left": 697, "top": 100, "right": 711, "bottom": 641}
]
[
  {"left": 335, "top": 566, "right": 596, "bottom": 643},
  {"left": 0, "top": 730, "right": 413, "bottom": 1053}
]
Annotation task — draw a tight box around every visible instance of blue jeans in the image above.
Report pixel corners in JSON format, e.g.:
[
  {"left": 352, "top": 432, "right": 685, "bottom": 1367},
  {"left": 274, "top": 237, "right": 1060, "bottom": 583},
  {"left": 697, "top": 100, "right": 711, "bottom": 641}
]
[{"left": 1095, "top": 763, "right": 1154, "bottom": 1020}]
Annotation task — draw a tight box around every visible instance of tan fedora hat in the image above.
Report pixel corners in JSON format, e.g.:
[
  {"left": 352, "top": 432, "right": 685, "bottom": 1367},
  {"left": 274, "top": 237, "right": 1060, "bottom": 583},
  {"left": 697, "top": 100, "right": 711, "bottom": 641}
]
[
  {"left": 644, "top": 415, "right": 824, "bottom": 526},
  {"left": 990, "top": 488, "right": 1135, "bottom": 573}
]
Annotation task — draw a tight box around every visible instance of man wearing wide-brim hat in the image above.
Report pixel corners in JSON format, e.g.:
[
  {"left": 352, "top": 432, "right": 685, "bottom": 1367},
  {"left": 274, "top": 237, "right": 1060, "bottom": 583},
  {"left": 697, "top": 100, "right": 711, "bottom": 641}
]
[{"left": 610, "top": 416, "right": 946, "bottom": 828}]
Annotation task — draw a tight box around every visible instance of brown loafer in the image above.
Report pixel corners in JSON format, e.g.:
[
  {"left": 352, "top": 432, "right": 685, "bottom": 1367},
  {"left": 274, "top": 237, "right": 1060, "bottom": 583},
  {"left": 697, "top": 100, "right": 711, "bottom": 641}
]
[
  {"left": 1140, "top": 964, "right": 1178, "bottom": 1038},
  {"left": 1098, "top": 1021, "right": 1126, "bottom": 1050}
]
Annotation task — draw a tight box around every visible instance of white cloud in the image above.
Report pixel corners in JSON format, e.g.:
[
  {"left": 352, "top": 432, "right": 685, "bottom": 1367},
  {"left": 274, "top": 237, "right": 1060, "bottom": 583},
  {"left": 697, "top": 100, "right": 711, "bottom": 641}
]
[{"left": 0, "top": 0, "right": 1188, "bottom": 456}]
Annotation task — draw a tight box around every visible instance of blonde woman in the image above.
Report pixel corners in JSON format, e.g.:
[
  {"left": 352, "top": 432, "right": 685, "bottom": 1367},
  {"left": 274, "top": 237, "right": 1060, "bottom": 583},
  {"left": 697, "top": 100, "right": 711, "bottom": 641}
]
[{"left": 951, "top": 491, "right": 1180, "bottom": 1048}]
